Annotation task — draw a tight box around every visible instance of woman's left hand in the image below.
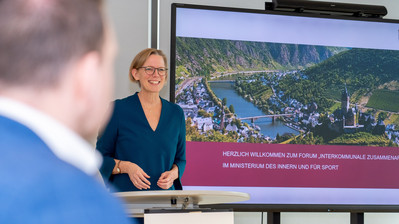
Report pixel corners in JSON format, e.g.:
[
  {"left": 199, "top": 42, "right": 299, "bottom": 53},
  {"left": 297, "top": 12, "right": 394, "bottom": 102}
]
[{"left": 157, "top": 165, "right": 179, "bottom": 189}]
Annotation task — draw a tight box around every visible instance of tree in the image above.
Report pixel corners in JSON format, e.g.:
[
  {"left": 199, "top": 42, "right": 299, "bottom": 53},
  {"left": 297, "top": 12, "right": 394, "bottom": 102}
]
[
  {"left": 229, "top": 105, "right": 235, "bottom": 114},
  {"left": 378, "top": 112, "right": 388, "bottom": 122},
  {"left": 222, "top": 97, "right": 227, "bottom": 106},
  {"left": 197, "top": 110, "right": 207, "bottom": 117},
  {"left": 232, "top": 119, "right": 242, "bottom": 129}
]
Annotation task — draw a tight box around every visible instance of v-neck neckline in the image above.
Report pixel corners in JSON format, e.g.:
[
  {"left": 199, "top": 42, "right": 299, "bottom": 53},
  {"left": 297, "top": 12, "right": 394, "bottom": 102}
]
[{"left": 136, "top": 93, "right": 163, "bottom": 133}]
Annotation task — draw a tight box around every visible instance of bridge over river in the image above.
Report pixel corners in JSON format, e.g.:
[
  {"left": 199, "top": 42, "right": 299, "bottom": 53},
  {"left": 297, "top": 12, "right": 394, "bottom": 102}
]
[{"left": 238, "top": 114, "right": 294, "bottom": 123}]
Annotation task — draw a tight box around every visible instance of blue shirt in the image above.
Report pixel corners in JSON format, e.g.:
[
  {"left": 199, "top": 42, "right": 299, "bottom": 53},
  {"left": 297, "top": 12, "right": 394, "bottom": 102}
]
[
  {"left": 96, "top": 93, "right": 186, "bottom": 191},
  {"left": 0, "top": 116, "right": 134, "bottom": 224}
]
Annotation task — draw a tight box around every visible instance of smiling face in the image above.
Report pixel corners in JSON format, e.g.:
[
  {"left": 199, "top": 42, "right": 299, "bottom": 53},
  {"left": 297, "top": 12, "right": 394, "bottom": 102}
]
[{"left": 132, "top": 54, "right": 166, "bottom": 94}]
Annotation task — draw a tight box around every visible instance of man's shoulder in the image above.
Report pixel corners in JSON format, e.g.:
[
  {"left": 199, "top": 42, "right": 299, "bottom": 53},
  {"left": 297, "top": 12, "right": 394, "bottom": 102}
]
[
  {"left": 0, "top": 160, "right": 132, "bottom": 223},
  {"left": 0, "top": 116, "right": 133, "bottom": 223},
  {"left": 0, "top": 115, "right": 50, "bottom": 157}
]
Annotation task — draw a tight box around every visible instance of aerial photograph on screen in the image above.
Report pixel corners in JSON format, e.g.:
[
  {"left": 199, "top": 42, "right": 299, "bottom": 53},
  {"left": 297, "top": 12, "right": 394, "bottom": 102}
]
[{"left": 174, "top": 37, "right": 399, "bottom": 147}]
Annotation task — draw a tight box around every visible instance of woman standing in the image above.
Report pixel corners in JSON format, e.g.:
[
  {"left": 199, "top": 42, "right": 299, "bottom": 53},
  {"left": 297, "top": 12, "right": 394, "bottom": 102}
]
[{"left": 97, "top": 48, "right": 186, "bottom": 191}]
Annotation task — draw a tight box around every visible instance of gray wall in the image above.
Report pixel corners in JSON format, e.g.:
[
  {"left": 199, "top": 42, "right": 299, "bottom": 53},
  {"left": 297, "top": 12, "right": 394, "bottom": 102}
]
[
  {"left": 105, "top": 0, "right": 149, "bottom": 100},
  {"left": 106, "top": 0, "right": 399, "bottom": 223}
]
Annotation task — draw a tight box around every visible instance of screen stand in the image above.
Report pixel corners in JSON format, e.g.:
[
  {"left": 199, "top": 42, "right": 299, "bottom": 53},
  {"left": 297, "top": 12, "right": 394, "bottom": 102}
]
[
  {"left": 267, "top": 212, "right": 281, "bottom": 224},
  {"left": 350, "top": 212, "right": 364, "bottom": 224},
  {"left": 265, "top": 212, "right": 364, "bottom": 224}
]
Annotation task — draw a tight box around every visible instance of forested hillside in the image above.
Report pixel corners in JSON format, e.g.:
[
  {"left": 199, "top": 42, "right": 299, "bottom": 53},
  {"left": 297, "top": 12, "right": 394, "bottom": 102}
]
[
  {"left": 277, "top": 48, "right": 399, "bottom": 111},
  {"left": 303, "top": 48, "right": 399, "bottom": 100},
  {"left": 175, "top": 37, "right": 347, "bottom": 77},
  {"left": 176, "top": 37, "right": 399, "bottom": 112}
]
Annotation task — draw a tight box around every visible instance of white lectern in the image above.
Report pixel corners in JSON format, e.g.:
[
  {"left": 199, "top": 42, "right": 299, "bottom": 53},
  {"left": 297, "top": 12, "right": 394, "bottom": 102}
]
[{"left": 115, "top": 190, "right": 250, "bottom": 224}]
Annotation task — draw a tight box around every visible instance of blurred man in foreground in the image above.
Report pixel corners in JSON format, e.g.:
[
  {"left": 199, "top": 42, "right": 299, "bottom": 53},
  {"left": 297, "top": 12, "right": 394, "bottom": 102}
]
[{"left": 0, "top": 0, "right": 134, "bottom": 223}]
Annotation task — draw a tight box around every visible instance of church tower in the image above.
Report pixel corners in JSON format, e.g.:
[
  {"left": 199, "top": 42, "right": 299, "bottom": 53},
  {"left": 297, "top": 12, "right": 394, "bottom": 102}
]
[{"left": 341, "top": 85, "right": 350, "bottom": 113}]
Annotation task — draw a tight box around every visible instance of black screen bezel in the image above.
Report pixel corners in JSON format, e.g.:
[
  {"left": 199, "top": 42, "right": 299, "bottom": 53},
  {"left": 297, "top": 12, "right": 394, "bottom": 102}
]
[{"left": 169, "top": 3, "right": 399, "bottom": 212}]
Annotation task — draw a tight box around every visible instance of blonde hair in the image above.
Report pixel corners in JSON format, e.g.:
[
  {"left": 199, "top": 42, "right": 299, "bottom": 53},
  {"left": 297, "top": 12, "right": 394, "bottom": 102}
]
[{"left": 129, "top": 48, "right": 168, "bottom": 83}]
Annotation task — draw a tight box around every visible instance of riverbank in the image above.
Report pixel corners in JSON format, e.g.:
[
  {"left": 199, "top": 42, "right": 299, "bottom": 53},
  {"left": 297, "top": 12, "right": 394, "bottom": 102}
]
[{"left": 209, "top": 81, "right": 300, "bottom": 138}]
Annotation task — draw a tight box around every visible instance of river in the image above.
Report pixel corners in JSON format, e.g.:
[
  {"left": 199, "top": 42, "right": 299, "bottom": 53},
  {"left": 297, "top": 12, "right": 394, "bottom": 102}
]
[{"left": 209, "top": 81, "right": 299, "bottom": 139}]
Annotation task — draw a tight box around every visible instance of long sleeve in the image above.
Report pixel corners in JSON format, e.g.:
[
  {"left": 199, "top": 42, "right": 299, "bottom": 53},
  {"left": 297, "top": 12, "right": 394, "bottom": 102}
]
[
  {"left": 173, "top": 107, "right": 187, "bottom": 190},
  {"left": 96, "top": 103, "right": 118, "bottom": 182}
]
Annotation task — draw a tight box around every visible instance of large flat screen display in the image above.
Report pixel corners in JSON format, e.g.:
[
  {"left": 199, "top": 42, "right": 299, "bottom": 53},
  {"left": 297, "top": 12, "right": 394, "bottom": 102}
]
[{"left": 170, "top": 3, "right": 399, "bottom": 211}]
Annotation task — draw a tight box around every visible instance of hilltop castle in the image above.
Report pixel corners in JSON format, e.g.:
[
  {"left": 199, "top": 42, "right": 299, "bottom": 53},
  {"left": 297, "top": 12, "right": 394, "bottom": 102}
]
[
  {"left": 331, "top": 85, "right": 363, "bottom": 133},
  {"left": 328, "top": 85, "right": 388, "bottom": 135},
  {"left": 341, "top": 86, "right": 357, "bottom": 127}
]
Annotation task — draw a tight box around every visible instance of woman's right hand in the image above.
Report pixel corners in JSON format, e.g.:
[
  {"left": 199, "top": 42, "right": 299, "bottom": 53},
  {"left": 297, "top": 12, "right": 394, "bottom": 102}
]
[{"left": 121, "top": 161, "right": 151, "bottom": 190}]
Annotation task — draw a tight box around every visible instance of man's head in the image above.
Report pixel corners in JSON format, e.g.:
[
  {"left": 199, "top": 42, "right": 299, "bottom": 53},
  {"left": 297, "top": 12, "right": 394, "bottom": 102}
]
[{"left": 0, "top": 0, "right": 117, "bottom": 140}]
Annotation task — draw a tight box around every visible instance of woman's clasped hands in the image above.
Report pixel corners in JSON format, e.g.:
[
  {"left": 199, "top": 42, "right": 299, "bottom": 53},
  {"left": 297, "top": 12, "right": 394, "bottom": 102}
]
[{"left": 123, "top": 161, "right": 178, "bottom": 190}]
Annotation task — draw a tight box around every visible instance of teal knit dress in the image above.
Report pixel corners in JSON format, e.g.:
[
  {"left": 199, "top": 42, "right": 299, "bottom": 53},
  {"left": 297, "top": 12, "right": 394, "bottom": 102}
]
[{"left": 96, "top": 93, "right": 186, "bottom": 191}]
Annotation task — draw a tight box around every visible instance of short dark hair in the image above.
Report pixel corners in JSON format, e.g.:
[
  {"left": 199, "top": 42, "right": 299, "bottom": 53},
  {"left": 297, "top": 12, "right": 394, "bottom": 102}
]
[{"left": 0, "top": 0, "right": 104, "bottom": 87}]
